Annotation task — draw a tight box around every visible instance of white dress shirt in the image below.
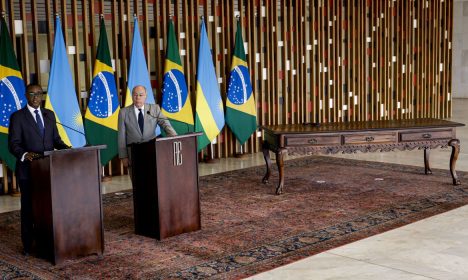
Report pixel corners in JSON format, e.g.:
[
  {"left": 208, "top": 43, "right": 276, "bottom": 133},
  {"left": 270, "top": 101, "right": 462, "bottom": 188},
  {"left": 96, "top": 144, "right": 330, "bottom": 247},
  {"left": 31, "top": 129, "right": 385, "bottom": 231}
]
[{"left": 134, "top": 105, "right": 145, "bottom": 120}]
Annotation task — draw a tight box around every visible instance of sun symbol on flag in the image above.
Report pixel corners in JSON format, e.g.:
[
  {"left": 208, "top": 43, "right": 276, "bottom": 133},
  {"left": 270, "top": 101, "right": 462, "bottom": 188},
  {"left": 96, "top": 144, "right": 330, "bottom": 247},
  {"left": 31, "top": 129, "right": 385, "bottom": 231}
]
[{"left": 73, "top": 110, "right": 84, "bottom": 129}]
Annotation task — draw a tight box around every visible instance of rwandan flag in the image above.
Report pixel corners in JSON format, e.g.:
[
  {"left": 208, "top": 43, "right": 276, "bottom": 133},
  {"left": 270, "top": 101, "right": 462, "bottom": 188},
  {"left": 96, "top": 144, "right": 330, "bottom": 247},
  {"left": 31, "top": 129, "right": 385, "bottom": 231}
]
[
  {"left": 0, "top": 17, "right": 27, "bottom": 171},
  {"left": 126, "top": 16, "right": 159, "bottom": 135},
  {"left": 161, "top": 20, "right": 193, "bottom": 134},
  {"left": 226, "top": 20, "right": 257, "bottom": 145},
  {"left": 194, "top": 20, "right": 224, "bottom": 152},
  {"left": 84, "top": 18, "right": 119, "bottom": 165},
  {"left": 45, "top": 16, "right": 86, "bottom": 147}
]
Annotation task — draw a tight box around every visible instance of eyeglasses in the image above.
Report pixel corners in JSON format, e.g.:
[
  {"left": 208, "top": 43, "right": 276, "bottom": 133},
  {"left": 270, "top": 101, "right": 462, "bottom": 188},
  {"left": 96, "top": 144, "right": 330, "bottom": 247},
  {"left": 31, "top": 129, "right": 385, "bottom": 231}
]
[
  {"left": 133, "top": 92, "right": 146, "bottom": 97},
  {"left": 28, "top": 92, "right": 44, "bottom": 98}
]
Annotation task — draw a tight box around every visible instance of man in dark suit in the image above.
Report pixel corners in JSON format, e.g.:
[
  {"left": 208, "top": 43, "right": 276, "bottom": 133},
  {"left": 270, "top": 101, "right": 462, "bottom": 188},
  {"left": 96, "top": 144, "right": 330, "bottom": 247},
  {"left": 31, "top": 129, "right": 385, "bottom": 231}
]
[{"left": 8, "top": 84, "right": 69, "bottom": 255}]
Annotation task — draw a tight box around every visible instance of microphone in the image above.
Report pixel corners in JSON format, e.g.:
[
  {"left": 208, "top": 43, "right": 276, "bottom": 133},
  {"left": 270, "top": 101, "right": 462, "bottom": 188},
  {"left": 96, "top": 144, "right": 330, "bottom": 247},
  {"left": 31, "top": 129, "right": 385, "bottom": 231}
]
[
  {"left": 146, "top": 110, "right": 190, "bottom": 135},
  {"left": 43, "top": 111, "right": 89, "bottom": 147},
  {"left": 146, "top": 110, "right": 167, "bottom": 121}
]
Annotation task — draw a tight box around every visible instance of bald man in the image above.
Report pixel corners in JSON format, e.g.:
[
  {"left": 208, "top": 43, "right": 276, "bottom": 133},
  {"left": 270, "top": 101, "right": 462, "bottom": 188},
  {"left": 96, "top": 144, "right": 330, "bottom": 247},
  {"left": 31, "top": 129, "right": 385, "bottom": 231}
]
[{"left": 118, "top": 85, "right": 177, "bottom": 167}]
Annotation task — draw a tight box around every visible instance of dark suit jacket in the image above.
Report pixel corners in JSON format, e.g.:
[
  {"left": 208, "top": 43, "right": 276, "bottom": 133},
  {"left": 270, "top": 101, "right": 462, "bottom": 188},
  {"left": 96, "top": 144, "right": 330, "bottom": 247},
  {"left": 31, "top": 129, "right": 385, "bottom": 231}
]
[{"left": 8, "top": 106, "right": 69, "bottom": 180}]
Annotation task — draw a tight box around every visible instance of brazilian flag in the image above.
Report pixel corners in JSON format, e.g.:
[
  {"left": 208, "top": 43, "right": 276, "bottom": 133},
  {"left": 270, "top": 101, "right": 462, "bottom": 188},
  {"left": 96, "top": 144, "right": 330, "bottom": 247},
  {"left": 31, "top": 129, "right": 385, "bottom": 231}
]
[
  {"left": 0, "top": 17, "right": 27, "bottom": 171},
  {"left": 84, "top": 18, "right": 119, "bottom": 165},
  {"left": 161, "top": 20, "right": 194, "bottom": 134},
  {"left": 226, "top": 20, "right": 257, "bottom": 145}
]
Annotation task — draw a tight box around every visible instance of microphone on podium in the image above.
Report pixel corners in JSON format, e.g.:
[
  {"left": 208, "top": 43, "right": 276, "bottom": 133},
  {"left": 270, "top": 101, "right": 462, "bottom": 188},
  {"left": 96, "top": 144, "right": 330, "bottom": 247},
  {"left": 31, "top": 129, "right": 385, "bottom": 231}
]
[
  {"left": 43, "top": 111, "right": 89, "bottom": 147},
  {"left": 146, "top": 110, "right": 167, "bottom": 122}
]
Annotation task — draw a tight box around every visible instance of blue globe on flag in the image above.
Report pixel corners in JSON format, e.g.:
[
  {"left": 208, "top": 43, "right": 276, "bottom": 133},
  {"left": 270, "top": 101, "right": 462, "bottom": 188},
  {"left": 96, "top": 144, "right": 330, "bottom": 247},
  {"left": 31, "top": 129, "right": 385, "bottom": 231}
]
[
  {"left": 88, "top": 71, "right": 119, "bottom": 118},
  {"left": 0, "top": 76, "right": 26, "bottom": 128},
  {"left": 162, "top": 69, "right": 189, "bottom": 113},
  {"left": 227, "top": 65, "right": 252, "bottom": 105}
]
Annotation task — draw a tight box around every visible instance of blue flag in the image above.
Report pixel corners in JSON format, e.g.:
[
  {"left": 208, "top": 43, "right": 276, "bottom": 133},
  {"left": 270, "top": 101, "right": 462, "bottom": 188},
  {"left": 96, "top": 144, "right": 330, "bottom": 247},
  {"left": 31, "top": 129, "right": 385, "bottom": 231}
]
[
  {"left": 194, "top": 20, "right": 225, "bottom": 151},
  {"left": 126, "top": 16, "right": 159, "bottom": 135},
  {"left": 45, "top": 16, "right": 86, "bottom": 147}
]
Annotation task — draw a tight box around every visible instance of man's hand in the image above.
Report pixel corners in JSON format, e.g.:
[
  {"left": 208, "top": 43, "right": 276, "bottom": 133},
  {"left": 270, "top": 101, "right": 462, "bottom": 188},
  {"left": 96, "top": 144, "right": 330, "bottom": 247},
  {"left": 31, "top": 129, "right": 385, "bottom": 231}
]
[
  {"left": 121, "top": 158, "right": 129, "bottom": 168},
  {"left": 24, "top": 152, "right": 40, "bottom": 161}
]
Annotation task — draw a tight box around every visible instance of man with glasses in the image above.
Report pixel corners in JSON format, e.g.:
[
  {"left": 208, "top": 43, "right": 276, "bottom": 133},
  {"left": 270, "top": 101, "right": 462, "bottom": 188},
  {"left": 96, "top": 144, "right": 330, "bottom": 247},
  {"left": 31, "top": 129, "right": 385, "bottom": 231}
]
[
  {"left": 118, "top": 85, "right": 177, "bottom": 168},
  {"left": 8, "top": 84, "right": 69, "bottom": 256}
]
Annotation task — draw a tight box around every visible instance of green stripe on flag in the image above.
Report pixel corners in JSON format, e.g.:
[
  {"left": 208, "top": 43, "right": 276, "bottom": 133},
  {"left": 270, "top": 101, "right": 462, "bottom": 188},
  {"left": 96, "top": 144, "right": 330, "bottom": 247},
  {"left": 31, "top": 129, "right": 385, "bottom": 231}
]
[
  {"left": 84, "top": 119, "right": 118, "bottom": 165},
  {"left": 226, "top": 107, "right": 257, "bottom": 145},
  {"left": 0, "top": 134, "right": 15, "bottom": 171}
]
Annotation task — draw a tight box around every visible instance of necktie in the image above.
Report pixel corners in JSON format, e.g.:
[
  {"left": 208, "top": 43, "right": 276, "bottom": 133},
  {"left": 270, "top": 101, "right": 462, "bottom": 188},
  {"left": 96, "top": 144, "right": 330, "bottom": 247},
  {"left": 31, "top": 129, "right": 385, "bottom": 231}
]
[
  {"left": 138, "top": 109, "right": 144, "bottom": 134},
  {"left": 34, "top": 109, "right": 45, "bottom": 137}
]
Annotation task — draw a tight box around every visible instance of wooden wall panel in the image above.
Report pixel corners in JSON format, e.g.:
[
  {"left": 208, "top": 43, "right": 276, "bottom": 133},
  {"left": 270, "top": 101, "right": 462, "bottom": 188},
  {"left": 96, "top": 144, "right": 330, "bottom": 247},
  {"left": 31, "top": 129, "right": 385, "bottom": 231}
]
[{"left": 1, "top": 0, "right": 454, "bottom": 168}]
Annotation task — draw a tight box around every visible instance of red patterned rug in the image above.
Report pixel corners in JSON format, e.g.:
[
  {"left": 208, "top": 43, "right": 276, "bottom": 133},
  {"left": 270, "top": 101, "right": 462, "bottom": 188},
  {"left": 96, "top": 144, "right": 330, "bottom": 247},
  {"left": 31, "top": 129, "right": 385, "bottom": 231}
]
[{"left": 1, "top": 156, "right": 468, "bottom": 279}]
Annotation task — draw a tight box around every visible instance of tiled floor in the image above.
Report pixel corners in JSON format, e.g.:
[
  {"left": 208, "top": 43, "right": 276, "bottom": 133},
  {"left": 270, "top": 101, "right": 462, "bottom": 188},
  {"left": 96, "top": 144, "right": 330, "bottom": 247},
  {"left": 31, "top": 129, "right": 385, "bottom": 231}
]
[{"left": 1, "top": 99, "right": 468, "bottom": 279}]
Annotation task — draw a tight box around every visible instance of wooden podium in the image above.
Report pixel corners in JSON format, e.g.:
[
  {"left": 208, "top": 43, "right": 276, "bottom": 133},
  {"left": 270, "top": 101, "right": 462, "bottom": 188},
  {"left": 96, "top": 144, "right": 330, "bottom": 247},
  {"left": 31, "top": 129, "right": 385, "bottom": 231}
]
[
  {"left": 30, "top": 145, "right": 106, "bottom": 264},
  {"left": 129, "top": 133, "right": 201, "bottom": 240}
]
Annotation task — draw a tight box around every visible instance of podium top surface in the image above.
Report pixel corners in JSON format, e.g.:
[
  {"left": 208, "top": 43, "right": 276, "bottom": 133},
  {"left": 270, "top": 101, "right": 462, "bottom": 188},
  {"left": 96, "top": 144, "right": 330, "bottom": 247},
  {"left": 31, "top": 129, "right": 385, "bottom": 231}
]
[
  {"left": 44, "top": 145, "right": 107, "bottom": 156},
  {"left": 156, "top": 132, "right": 203, "bottom": 142}
]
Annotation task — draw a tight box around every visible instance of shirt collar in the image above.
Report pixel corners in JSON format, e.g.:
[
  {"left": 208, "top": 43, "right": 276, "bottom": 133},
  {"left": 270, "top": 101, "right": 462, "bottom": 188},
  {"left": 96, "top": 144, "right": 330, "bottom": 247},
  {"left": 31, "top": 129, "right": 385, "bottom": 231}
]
[
  {"left": 27, "top": 104, "right": 42, "bottom": 115},
  {"left": 134, "top": 104, "right": 145, "bottom": 113}
]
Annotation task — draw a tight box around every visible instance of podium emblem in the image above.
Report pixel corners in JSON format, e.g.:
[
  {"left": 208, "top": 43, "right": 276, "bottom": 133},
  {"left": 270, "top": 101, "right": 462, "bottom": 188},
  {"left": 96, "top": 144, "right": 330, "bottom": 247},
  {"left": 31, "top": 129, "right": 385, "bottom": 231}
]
[{"left": 173, "top": 141, "right": 183, "bottom": 166}]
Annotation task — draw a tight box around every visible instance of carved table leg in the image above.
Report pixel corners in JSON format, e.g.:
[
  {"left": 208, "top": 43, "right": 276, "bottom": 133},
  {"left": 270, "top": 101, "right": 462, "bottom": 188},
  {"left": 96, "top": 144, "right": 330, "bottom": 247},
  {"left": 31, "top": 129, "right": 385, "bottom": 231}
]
[
  {"left": 424, "top": 148, "right": 432, "bottom": 175},
  {"left": 275, "top": 148, "right": 287, "bottom": 195},
  {"left": 262, "top": 142, "right": 272, "bottom": 184},
  {"left": 449, "top": 139, "right": 461, "bottom": 185}
]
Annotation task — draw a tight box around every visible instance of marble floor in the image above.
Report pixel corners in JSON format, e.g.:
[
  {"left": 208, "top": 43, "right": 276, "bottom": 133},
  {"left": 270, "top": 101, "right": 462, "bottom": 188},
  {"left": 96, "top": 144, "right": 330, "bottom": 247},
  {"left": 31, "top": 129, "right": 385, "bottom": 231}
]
[{"left": 1, "top": 99, "right": 468, "bottom": 279}]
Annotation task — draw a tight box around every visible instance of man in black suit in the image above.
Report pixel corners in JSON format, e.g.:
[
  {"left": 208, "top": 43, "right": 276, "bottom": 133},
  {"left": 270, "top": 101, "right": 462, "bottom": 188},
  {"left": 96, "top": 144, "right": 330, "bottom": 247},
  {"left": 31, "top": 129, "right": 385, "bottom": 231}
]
[{"left": 8, "top": 84, "right": 69, "bottom": 255}]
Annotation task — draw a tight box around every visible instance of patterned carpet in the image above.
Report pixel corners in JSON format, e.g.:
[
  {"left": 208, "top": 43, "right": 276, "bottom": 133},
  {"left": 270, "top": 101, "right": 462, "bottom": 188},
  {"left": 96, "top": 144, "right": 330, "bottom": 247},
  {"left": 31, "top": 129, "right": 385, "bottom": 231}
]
[{"left": 1, "top": 156, "right": 467, "bottom": 279}]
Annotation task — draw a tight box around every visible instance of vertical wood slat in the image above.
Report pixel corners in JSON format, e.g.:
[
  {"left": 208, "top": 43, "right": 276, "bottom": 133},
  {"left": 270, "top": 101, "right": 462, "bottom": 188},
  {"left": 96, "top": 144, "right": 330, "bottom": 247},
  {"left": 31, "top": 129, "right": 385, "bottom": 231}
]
[
  {"left": 267, "top": 0, "right": 275, "bottom": 125},
  {"left": 60, "top": 0, "right": 67, "bottom": 44},
  {"left": 111, "top": 1, "right": 120, "bottom": 104},
  {"left": 71, "top": 0, "right": 81, "bottom": 108},
  {"left": 330, "top": 0, "right": 336, "bottom": 122},
  {"left": 447, "top": 0, "right": 453, "bottom": 117},
  {"left": 218, "top": 0, "right": 227, "bottom": 157},
  {"left": 30, "top": 0, "right": 40, "bottom": 85},
  {"left": 7, "top": 0, "right": 15, "bottom": 52},
  {"left": 81, "top": 0, "right": 91, "bottom": 109},
  {"left": 19, "top": 0, "right": 29, "bottom": 84},
  {"left": 245, "top": 0, "right": 254, "bottom": 151},
  {"left": 141, "top": 0, "right": 150, "bottom": 73},
  {"left": 118, "top": 0, "right": 127, "bottom": 104},
  {"left": 160, "top": 0, "right": 167, "bottom": 99},
  {"left": 125, "top": 0, "right": 132, "bottom": 99},
  {"left": 181, "top": 0, "right": 190, "bottom": 110},
  {"left": 153, "top": 0, "right": 160, "bottom": 100},
  {"left": 301, "top": 0, "right": 306, "bottom": 124}
]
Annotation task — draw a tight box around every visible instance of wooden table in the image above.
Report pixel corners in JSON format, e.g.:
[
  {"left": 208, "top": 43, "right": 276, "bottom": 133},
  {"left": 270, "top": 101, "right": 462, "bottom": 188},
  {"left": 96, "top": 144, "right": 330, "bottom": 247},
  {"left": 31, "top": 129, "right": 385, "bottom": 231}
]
[{"left": 261, "top": 118, "right": 465, "bottom": 195}]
